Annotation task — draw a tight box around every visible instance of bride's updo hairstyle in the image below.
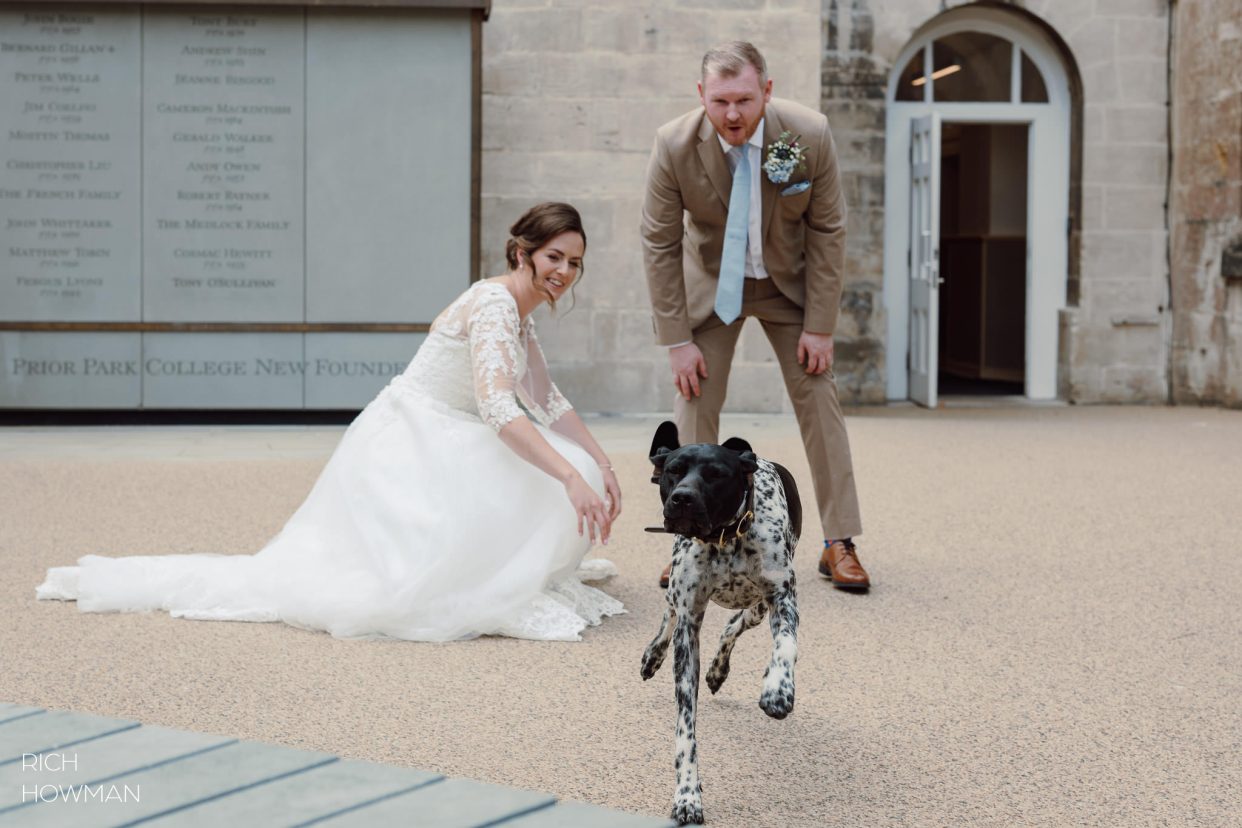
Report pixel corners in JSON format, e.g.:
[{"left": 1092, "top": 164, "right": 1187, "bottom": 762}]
[{"left": 505, "top": 202, "right": 587, "bottom": 313}]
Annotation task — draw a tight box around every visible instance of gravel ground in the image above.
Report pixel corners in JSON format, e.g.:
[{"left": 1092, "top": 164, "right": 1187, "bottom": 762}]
[{"left": 2, "top": 406, "right": 1240, "bottom": 827}]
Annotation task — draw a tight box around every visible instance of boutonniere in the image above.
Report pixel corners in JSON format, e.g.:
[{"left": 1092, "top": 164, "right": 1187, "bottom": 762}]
[{"left": 762, "top": 131, "right": 807, "bottom": 184}]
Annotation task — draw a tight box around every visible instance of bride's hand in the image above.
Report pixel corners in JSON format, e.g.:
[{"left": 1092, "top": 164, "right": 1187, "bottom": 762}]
[
  {"left": 601, "top": 467, "right": 622, "bottom": 521},
  {"left": 565, "top": 473, "right": 611, "bottom": 545}
]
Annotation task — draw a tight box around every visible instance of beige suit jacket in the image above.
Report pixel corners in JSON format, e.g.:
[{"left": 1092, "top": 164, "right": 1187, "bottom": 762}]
[{"left": 641, "top": 98, "right": 847, "bottom": 345}]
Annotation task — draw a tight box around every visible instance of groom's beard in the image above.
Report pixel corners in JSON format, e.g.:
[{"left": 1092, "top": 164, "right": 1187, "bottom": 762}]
[{"left": 713, "top": 102, "right": 766, "bottom": 147}]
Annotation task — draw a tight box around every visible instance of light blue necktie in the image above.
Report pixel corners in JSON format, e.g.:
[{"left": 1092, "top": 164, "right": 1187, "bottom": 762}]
[{"left": 714, "top": 145, "right": 750, "bottom": 326}]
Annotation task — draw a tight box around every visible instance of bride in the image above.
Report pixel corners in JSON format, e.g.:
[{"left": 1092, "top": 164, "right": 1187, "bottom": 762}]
[{"left": 37, "top": 202, "right": 626, "bottom": 642}]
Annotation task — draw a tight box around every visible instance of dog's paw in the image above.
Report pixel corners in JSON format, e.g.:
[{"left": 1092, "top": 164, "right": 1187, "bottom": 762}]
[
  {"left": 705, "top": 661, "right": 729, "bottom": 694},
  {"left": 671, "top": 796, "right": 704, "bottom": 825},
  {"left": 640, "top": 649, "right": 665, "bottom": 680},
  {"left": 758, "top": 684, "right": 795, "bottom": 719}
]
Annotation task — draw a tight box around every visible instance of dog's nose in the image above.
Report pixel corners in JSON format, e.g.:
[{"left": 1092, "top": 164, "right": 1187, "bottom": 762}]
[{"left": 669, "top": 491, "right": 692, "bottom": 507}]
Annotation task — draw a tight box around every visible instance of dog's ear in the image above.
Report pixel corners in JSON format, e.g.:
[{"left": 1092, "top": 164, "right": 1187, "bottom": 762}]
[
  {"left": 650, "top": 446, "right": 673, "bottom": 468},
  {"left": 721, "top": 436, "right": 753, "bottom": 454},
  {"left": 648, "top": 421, "right": 680, "bottom": 459},
  {"left": 649, "top": 446, "right": 673, "bottom": 483},
  {"left": 737, "top": 450, "right": 759, "bottom": 475}
]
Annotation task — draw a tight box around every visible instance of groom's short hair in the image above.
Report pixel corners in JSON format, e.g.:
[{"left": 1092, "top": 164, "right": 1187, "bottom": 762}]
[{"left": 701, "top": 41, "right": 767, "bottom": 86}]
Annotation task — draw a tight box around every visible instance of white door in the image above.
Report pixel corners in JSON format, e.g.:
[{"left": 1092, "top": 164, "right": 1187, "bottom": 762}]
[
  {"left": 908, "top": 113, "right": 942, "bottom": 408},
  {"left": 884, "top": 9, "right": 1072, "bottom": 403}
]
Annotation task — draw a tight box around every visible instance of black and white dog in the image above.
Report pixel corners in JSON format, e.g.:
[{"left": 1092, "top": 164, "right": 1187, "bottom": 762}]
[{"left": 641, "top": 421, "right": 801, "bottom": 825}]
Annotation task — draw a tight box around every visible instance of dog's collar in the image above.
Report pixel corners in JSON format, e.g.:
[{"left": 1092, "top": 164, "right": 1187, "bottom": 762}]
[
  {"left": 713, "top": 478, "right": 756, "bottom": 545},
  {"left": 644, "top": 474, "right": 755, "bottom": 545}
]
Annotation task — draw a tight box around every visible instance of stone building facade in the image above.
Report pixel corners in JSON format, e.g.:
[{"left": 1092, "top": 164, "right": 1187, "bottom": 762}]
[
  {"left": 480, "top": 0, "right": 823, "bottom": 414},
  {"left": 1169, "top": 1, "right": 1242, "bottom": 406},
  {"left": 479, "top": 0, "right": 1241, "bottom": 411}
]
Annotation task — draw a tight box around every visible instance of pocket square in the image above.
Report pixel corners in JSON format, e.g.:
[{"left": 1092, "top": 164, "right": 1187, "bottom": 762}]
[{"left": 780, "top": 181, "right": 811, "bottom": 197}]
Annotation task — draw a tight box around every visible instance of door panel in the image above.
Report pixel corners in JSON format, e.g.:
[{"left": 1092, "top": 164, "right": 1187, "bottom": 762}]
[{"left": 909, "top": 113, "right": 942, "bottom": 408}]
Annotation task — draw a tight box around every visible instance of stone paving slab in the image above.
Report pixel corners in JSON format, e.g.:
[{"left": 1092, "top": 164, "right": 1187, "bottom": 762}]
[
  {"left": 0, "top": 712, "right": 139, "bottom": 768},
  {"left": 0, "top": 709, "right": 43, "bottom": 727},
  {"left": 0, "top": 704, "right": 676, "bottom": 828},
  {"left": 0, "top": 725, "right": 231, "bottom": 811},
  {"left": 6, "top": 739, "right": 336, "bottom": 827},
  {"left": 310, "top": 777, "right": 555, "bottom": 827},
  {"left": 142, "top": 759, "right": 441, "bottom": 827}
]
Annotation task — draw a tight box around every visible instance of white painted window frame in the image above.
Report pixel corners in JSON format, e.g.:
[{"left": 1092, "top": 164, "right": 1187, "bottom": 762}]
[{"left": 881, "top": 6, "right": 1072, "bottom": 401}]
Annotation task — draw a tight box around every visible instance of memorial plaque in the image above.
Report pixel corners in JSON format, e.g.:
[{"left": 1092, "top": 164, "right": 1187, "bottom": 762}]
[
  {"left": 0, "top": 4, "right": 141, "bottom": 321},
  {"left": 141, "top": 332, "right": 302, "bottom": 408},
  {"left": 0, "top": 3, "right": 477, "bottom": 410},
  {"left": 304, "top": 332, "right": 422, "bottom": 409},
  {"left": 142, "top": 7, "right": 304, "bottom": 322},
  {"left": 0, "top": 331, "right": 140, "bottom": 407},
  {"left": 305, "top": 10, "right": 470, "bottom": 323}
]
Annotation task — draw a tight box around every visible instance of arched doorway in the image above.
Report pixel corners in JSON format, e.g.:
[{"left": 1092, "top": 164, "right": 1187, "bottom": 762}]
[{"left": 882, "top": 6, "right": 1074, "bottom": 406}]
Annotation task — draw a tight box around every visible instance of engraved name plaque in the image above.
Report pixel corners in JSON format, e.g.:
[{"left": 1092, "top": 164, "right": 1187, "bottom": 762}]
[
  {"left": 0, "top": 5, "right": 141, "bottom": 322},
  {"left": 143, "top": 7, "right": 304, "bottom": 322},
  {"left": 0, "top": 2, "right": 478, "bottom": 410}
]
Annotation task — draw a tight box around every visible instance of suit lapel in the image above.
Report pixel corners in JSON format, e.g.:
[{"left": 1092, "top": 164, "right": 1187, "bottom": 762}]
[
  {"left": 760, "top": 106, "right": 782, "bottom": 242},
  {"left": 696, "top": 115, "right": 732, "bottom": 209}
]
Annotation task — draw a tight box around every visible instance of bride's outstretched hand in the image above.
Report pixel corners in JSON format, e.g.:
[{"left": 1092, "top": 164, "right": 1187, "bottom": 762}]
[
  {"left": 601, "top": 467, "right": 622, "bottom": 522},
  {"left": 565, "top": 473, "right": 612, "bottom": 545}
]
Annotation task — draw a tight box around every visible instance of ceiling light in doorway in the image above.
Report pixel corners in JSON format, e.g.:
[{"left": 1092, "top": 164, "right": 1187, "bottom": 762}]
[{"left": 911, "top": 64, "right": 962, "bottom": 86}]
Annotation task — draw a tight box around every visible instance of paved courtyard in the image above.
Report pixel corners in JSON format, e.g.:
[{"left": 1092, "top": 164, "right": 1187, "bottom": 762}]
[{"left": 2, "top": 406, "right": 1240, "bottom": 826}]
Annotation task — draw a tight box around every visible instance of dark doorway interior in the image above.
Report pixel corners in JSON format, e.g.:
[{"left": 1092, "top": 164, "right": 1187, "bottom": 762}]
[{"left": 938, "top": 122, "right": 1029, "bottom": 393}]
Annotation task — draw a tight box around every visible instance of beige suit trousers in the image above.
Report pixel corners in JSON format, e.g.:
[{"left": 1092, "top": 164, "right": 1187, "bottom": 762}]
[{"left": 673, "top": 278, "right": 863, "bottom": 541}]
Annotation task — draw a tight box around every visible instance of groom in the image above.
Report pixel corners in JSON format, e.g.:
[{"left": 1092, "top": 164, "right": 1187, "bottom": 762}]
[{"left": 641, "top": 41, "right": 870, "bottom": 590}]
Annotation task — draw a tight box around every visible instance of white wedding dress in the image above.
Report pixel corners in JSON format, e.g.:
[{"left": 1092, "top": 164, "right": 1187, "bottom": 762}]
[{"left": 37, "top": 281, "right": 625, "bottom": 641}]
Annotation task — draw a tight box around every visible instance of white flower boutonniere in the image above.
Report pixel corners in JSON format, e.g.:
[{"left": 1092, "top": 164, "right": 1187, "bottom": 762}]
[{"left": 762, "top": 131, "right": 807, "bottom": 185}]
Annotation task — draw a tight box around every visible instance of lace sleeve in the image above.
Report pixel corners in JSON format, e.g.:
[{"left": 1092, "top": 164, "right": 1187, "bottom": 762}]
[
  {"left": 520, "top": 322, "right": 573, "bottom": 426},
  {"left": 467, "top": 290, "right": 527, "bottom": 432}
]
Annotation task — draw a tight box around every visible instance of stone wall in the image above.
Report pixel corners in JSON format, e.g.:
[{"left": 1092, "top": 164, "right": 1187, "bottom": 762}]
[
  {"left": 481, "top": 0, "right": 1181, "bottom": 410},
  {"left": 1169, "top": 0, "right": 1242, "bottom": 406},
  {"left": 822, "top": 0, "right": 1171, "bottom": 404},
  {"left": 480, "top": 0, "right": 822, "bottom": 414},
  {"left": 1055, "top": 0, "right": 1171, "bottom": 403},
  {"left": 820, "top": 0, "right": 888, "bottom": 403}
]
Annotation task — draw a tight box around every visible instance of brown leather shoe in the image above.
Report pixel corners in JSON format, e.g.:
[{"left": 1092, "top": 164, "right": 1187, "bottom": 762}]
[
  {"left": 818, "top": 540, "right": 870, "bottom": 590},
  {"left": 659, "top": 562, "right": 672, "bottom": 589}
]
